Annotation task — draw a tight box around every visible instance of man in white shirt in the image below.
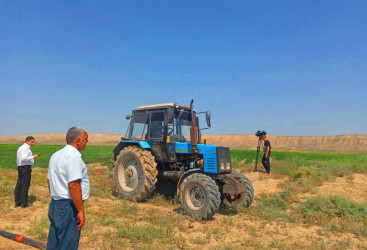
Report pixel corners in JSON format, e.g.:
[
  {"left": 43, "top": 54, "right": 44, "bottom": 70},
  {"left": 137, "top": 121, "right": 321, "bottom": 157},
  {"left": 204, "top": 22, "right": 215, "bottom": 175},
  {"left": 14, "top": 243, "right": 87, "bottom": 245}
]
[
  {"left": 47, "top": 127, "right": 90, "bottom": 250},
  {"left": 14, "top": 136, "right": 39, "bottom": 208}
]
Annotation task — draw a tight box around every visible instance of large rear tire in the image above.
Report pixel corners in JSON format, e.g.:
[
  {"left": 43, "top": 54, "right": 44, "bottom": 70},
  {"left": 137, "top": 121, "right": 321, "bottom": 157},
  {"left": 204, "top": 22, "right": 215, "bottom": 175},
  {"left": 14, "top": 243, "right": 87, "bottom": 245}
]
[
  {"left": 113, "top": 146, "right": 157, "bottom": 201},
  {"left": 180, "top": 173, "right": 221, "bottom": 220},
  {"left": 222, "top": 172, "right": 254, "bottom": 209}
]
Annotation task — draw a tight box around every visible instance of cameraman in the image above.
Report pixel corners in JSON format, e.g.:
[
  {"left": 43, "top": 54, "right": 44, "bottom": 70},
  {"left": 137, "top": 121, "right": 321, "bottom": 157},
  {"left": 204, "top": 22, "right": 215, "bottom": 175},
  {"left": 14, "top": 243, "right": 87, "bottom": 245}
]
[{"left": 261, "top": 135, "right": 271, "bottom": 174}]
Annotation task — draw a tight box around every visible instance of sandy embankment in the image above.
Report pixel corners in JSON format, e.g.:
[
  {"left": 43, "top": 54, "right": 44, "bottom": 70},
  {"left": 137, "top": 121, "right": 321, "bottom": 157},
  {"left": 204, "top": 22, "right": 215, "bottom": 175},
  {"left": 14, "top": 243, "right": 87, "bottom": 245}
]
[{"left": 0, "top": 134, "right": 366, "bottom": 152}]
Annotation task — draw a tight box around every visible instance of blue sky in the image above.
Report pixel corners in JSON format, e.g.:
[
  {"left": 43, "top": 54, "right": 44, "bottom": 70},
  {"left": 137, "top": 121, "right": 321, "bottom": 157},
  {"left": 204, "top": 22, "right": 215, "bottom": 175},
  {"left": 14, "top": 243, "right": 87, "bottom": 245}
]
[{"left": 1, "top": 0, "right": 366, "bottom": 136}]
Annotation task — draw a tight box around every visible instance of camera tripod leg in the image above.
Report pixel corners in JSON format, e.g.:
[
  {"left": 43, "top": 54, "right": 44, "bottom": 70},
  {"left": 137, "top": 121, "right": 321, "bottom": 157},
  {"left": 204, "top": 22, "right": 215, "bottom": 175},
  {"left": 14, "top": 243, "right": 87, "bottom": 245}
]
[{"left": 254, "top": 138, "right": 263, "bottom": 172}]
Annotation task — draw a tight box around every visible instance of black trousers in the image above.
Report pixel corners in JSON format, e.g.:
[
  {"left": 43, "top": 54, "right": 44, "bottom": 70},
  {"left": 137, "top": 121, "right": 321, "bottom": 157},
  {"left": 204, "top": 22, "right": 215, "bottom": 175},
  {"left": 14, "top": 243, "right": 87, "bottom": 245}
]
[
  {"left": 14, "top": 165, "right": 32, "bottom": 206},
  {"left": 262, "top": 155, "right": 271, "bottom": 173}
]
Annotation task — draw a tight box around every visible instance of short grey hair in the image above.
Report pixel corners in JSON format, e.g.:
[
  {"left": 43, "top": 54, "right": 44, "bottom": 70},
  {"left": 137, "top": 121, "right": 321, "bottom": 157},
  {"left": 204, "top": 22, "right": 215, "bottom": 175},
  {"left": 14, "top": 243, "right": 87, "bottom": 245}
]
[{"left": 66, "top": 127, "right": 85, "bottom": 144}]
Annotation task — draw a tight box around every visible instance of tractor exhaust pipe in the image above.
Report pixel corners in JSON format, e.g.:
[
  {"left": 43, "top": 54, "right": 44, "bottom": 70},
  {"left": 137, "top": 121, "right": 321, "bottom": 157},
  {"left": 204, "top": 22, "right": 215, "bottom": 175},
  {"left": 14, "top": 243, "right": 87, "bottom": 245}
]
[{"left": 190, "top": 100, "right": 199, "bottom": 154}]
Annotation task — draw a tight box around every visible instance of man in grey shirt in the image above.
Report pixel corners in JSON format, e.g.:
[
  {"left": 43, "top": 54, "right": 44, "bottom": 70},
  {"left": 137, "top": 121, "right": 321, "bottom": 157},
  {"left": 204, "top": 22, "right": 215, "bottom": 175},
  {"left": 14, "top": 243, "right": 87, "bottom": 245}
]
[{"left": 47, "top": 127, "right": 90, "bottom": 250}]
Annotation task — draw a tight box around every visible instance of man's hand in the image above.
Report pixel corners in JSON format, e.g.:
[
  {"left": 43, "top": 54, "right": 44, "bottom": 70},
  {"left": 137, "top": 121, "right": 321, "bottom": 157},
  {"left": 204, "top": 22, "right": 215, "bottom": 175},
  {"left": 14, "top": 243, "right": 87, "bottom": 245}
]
[
  {"left": 34, "top": 154, "right": 40, "bottom": 158},
  {"left": 77, "top": 210, "right": 85, "bottom": 230}
]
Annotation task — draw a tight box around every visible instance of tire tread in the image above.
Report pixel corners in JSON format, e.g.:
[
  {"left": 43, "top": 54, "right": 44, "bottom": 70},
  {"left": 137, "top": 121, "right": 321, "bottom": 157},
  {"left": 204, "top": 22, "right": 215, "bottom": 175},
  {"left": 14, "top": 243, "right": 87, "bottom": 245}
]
[{"left": 113, "top": 146, "right": 157, "bottom": 201}]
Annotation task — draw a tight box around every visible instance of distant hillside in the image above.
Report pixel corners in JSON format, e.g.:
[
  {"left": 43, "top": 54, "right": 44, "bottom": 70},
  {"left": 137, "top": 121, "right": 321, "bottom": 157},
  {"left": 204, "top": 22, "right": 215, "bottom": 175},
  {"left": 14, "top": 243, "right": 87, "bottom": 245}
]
[
  {"left": 202, "top": 134, "right": 367, "bottom": 153},
  {"left": 0, "top": 133, "right": 366, "bottom": 152}
]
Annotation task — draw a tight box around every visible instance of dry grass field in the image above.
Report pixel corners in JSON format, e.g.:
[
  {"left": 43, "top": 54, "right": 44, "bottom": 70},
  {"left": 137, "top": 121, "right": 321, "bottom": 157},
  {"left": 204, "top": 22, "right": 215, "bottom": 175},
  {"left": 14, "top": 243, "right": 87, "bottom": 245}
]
[{"left": 1, "top": 162, "right": 367, "bottom": 249}]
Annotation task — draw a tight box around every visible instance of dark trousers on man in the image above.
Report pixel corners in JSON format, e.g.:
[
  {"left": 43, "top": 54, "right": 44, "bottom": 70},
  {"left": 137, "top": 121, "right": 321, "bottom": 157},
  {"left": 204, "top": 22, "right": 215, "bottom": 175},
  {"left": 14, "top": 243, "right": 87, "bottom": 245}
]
[
  {"left": 47, "top": 199, "right": 81, "bottom": 250},
  {"left": 262, "top": 155, "right": 271, "bottom": 174},
  {"left": 14, "top": 165, "right": 32, "bottom": 207}
]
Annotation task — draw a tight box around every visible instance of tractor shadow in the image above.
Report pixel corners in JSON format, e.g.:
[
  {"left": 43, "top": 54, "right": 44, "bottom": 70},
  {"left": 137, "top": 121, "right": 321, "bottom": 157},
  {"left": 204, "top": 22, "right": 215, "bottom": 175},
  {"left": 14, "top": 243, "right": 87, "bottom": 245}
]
[
  {"left": 154, "top": 180, "right": 178, "bottom": 199},
  {"left": 217, "top": 208, "right": 238, "bottom": 216},
  {"left": 153, "top": 180, "right": 186, "bottom": 216}
]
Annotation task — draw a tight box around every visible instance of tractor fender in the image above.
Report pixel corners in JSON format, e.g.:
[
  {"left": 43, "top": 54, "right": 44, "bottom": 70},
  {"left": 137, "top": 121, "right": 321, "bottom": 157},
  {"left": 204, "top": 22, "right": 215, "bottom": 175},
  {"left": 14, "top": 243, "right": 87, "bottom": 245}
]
[
  {"left": 177, "top": 169, "right": 203, "bottom": 196},
  {"left": 113, "top": 140, "right": 151, "bottom": 161}
]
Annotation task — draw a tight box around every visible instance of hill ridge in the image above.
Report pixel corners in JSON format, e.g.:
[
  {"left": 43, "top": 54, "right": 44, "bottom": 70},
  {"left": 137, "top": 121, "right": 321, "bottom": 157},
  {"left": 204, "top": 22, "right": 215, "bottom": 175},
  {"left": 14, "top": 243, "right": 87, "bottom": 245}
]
[{"left": 1, "top": 133, "right": 366, "bottom": 152}]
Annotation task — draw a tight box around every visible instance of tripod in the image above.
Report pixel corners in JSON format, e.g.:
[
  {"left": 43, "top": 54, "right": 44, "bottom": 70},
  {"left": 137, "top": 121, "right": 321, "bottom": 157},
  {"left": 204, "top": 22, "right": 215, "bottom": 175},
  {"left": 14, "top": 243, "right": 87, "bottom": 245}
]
[{"left": 254, "top": 136, "right": 263, "bottom": 172}]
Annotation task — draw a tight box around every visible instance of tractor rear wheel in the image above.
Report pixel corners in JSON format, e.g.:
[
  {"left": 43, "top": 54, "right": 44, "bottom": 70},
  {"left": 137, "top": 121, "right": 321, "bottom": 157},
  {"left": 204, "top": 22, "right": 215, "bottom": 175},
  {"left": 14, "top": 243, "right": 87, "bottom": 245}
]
[
  {"left": 180, "top": 173, "right": 220, "bottom": 220},
  {"left": 222, "top": 172, "right": 254, "bottom": 209},
  {"left": 113, "top": 146, "right": 157, "bottom": 201}
]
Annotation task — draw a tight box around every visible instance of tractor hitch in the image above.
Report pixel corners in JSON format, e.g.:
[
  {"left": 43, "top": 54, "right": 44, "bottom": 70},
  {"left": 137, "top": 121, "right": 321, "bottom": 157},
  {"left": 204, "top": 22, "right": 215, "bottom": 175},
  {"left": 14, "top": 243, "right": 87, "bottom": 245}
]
[{"left": 220, "top": 174, "right": 247, "bottom": 195}]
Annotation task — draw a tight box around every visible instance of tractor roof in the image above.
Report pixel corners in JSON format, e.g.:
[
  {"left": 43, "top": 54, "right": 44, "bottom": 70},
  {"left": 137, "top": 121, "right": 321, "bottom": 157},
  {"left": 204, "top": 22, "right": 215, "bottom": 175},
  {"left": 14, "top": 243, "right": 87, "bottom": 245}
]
[
  {"left": 136, "top": 103, "right": 176, "bottom": 110},
  {"left": 135, "top": 103, "right": 191, "bottom": 111}
]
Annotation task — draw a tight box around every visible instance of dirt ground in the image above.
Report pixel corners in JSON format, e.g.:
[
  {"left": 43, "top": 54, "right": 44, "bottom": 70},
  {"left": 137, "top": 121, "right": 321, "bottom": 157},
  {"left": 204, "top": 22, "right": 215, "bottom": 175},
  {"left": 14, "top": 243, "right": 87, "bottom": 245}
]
[
  {"left": 1, "top": 165, "right": 367, "bottom": 249},
  {"left": 297, "top": 174, "right": 367, "bottom": 204}
]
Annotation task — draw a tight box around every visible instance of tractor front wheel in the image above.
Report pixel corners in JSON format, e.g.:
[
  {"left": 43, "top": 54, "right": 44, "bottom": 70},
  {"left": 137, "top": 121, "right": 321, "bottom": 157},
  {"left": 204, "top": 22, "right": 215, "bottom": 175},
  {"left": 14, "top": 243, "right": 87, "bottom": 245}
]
[
  {"left": 113, "top": 146, "right": 157, "bottom": 201},
  {"left": 180, "top": 173, "right": 220, "bottom": 220}
]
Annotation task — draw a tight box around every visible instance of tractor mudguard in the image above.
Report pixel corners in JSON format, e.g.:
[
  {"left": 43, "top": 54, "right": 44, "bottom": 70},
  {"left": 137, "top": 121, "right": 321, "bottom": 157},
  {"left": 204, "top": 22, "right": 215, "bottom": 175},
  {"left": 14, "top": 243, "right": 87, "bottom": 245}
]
[
  {"left": 113, "top": 140, "right": 152, "bottom": 161},
  {"left": 177, "top": 169, "right": 203, "bottom": 196},
  {"left": 121, "top": 140, "right": 151, "bottom": 149},
  {"left": 220, "top": 174, "right": 247, "bottom": 195}
]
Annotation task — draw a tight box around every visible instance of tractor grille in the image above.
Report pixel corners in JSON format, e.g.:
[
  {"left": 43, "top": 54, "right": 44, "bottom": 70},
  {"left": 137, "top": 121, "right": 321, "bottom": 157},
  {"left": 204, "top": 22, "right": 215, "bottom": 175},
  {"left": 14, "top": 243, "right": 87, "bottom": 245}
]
[
  {"left": 217, "top": 147, "right": 231, "bottom": 173},
  {"left": 205, "top": 156, "right": 216, "bottom": 172}
]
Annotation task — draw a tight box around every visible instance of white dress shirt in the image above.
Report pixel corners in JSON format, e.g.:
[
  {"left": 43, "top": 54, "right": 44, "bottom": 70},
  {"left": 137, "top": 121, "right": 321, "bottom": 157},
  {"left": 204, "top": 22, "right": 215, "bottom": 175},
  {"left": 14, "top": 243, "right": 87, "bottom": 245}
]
[
  {"left": 48, "top": 145, "right": 90, "bottom": 201},
  {"left": 16, "top": 143, "right": 34, "bottom": 166}
]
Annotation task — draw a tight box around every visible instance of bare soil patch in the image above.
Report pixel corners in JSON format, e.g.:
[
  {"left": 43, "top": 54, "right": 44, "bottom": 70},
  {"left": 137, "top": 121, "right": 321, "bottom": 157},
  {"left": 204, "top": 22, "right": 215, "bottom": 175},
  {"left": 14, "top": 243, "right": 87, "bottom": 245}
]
[
  {"left": 237, "top": 171, "right": 286, "bottom": 205},
  {"left": 298, "top": 173, "right": 367, "bottom": 204}
]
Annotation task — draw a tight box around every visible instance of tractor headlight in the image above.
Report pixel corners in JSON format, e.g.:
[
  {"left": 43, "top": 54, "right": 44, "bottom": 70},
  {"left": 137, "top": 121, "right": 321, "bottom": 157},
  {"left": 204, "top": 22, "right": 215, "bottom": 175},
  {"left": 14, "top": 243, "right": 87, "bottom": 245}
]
[
  {"left": 220, "top": 163, "right": 225, "bottom": 170},
  {"left": 226, "top": 163, "right": 231, "bottom": 170}
]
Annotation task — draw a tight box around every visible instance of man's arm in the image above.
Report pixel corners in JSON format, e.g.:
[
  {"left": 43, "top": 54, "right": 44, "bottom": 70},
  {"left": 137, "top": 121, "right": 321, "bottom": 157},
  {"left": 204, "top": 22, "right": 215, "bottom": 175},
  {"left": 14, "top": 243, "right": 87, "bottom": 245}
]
[
  {"left": 47, "top": 179, "right": 50, "bottom": 194},
  {"left": 265, "top": 141, "right": 270, "bottom": 158},
  {"left": 68, "top": 179, "right": 85, "bottom": 230}
]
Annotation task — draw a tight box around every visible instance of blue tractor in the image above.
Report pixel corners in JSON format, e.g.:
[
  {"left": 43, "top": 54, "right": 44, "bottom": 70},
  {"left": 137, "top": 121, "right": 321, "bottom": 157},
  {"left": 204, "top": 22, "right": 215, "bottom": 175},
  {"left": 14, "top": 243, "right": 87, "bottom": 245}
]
[{"left": 113, "top": 100, "right": 254, "bottom": 220}]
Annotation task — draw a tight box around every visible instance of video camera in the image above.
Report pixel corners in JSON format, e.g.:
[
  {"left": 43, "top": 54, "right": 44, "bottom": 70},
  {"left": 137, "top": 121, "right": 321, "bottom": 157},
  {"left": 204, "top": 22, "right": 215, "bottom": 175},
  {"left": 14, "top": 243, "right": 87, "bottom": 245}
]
[{"left": 255, "top": 130, "right": 267, "bottom": 138}]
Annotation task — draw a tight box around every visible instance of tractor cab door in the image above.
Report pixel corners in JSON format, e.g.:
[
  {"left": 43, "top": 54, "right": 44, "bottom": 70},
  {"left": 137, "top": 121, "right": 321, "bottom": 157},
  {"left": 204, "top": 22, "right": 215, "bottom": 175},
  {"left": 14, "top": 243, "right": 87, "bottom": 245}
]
[
  {"left": 166, "top": 120, "right": 177, "bottom": 162},
  {"left": 147, "top": 111, "right": 176, "bottom": 162}
]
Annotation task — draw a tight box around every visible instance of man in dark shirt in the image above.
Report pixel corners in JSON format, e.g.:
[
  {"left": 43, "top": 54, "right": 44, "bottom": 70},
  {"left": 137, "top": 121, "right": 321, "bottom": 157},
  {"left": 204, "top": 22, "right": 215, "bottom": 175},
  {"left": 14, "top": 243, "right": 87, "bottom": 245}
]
[{"left": 261, "top": 135, "right": 271, "bottom": 174}]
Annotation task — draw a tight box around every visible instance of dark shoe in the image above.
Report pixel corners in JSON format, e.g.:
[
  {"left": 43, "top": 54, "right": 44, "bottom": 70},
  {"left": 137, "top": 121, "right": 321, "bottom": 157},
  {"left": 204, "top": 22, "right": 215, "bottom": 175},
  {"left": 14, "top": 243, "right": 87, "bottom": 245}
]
[{"left": 14, "top": 203, "right": 21, "bottom": 208}]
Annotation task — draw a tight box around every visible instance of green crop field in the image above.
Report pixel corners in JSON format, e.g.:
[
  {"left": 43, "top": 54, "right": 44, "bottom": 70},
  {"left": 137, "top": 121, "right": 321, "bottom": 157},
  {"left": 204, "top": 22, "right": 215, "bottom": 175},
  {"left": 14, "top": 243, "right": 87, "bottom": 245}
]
[
  {"left": 231, "top": 149, "right": 367, "bottom": 179},
  {"left": 0, "top": 144, "right": 115, "bottom": 169},
  {"left": 1, "top": 144, "right": 366, "bottom": 172}
]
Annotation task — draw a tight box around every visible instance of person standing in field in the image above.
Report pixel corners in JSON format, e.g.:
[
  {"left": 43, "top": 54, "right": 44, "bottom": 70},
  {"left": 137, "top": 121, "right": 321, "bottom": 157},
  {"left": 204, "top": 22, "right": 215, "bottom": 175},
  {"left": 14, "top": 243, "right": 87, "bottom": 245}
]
[
  {"left": 47, "top": 127, "right": 90, "bottom": 250},
  {"left": 261, "top": 134, "right": 271, "bottom": 174},
  {"left": 15, "top": 136, "right": 40, "bottom": 208}
]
